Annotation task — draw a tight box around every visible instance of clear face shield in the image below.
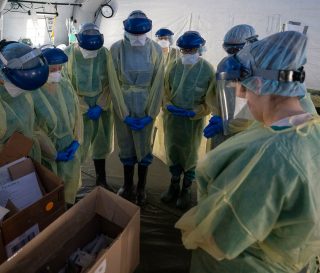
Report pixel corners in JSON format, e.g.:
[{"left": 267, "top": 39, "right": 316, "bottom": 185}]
[
  {"left": 216, "top": 78, "right": 253, "bottom": 135},
  {"left": 216, "top": 52, "right": 306, "bottom": 135}
]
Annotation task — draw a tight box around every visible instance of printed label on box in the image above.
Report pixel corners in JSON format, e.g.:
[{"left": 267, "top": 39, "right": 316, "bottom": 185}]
[{"left": 5, "top": 224, "right": 40, "bottom": 257}]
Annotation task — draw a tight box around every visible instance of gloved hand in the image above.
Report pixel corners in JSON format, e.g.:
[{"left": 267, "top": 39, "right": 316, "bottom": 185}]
[
  {"left": 56, "top": 151, "right": 69, "bottom": 162},
  {"left": 124, "top": 116, "right": 144, "bottom": 130},
  {"left": 124, "top": 116, "right": 153, "bottom": 131},
  {"left": 138, "top": 116, "right": 152, "bottom": 128},
  {"left": 203, "top": 115, "right": 223, "bottom": 138},
  {"left": 86, "top": 105, "right": 103, "bottom": 120},
  {"left": 166, "top": 105, "right": 196, "bottom": 118},
  {"left": 65, "top": 140, "right": 80, "bottom": 160}
]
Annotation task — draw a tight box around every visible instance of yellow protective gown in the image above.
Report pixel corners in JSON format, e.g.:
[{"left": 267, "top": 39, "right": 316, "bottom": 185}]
[
  {"left": 176, "top": 117, "right": 320, "bottom": 273},
  {"left": 164, "top": 47, "right": 180, "bottom": 69},
  {"left": 108, "top": 37, "right": 164, "bottom": 162},
  {"left": 64, "top": 44, "right": 113, "bottom": 162},
  {"left": 162, "top": 58, "right": 216, "bottom": 172},
  {"left": 0, "top": 85, "right": 41, "bottom": 161},
  {"left": 33, "top": 76, "right": 83, "bottom": 204}
]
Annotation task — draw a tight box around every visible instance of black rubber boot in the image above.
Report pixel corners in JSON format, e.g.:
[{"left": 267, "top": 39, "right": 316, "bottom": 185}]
[
  {"left": 160, "top": 176, "right": 180, "bottom": 203},
  {"left": 136, "top": 165, "right": 148, "bottom": 206},
  {"left": 176, "top": 178, "right": 192, "bottom": 210},
  {"left": 118, "top": 165, "right": 135, "bottom": 200},
  {"left": 93, "top": 159, "right": 114, "bottom": 192}
]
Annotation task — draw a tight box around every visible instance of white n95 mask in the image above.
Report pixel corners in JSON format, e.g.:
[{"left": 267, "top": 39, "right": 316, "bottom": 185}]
[
  {"left": 158, "top": 40, "right": 170, "bottom": 49},
  {"left": 4, "top": 81, "right": 26, "bottom": 97},
  {"left": 181, "top": 53, "right": 200, "bottom": 65},
  {"left": 79, "top": 47, "right": 98, "bottom": 59},
  {"left": 234, "top": 97, "right": 254, "bottom": 120},
  {"left": 47, "top": 71, "right": 62, "bottom": 83},
  {"left": 125, "top": 32, "right": 147, "bottom": 47}
]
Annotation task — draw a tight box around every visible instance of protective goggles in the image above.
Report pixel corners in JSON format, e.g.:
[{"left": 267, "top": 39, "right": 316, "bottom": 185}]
[
  {"left": 216, "top": 55, "right": 306, "bottom": 83},
  {"left": 222, "top": 43, "right": 245, "bottom": 55},
  {"left": 179, "top": 48, "right": 198, "bottom": 54}
]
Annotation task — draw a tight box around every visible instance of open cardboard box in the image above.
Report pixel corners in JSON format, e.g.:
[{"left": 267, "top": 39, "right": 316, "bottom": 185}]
[
  {"left": 0, "top": 186, "right": 140, "bottom": 273},
  {"left": 0, "top": 132, "right": 65, "bottom": 263}
]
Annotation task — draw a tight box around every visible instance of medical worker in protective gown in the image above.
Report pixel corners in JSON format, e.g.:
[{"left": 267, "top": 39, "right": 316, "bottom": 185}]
[
  {"left": 33, "top": 47, "right": 83, "bottom": 205},
  {"left": 155, "top": 28, "right": 179, "bottom": 69},
  {"left": 203, "top": 24, "right": 258, "bottom": 148},
  {"left": 161, "top": 31, "right": 215, "bottom": 210},
  {"left": 64, "top": 23, "right": 114, "bottom": 191},
  {"left": 204, "top": 25, "right": 317, "bottom": 150},
  {"left": 108, "top": 10, "right": 164, "bottom": 206},
  {"left": 176, "top": 31, "right": 320, "bottom": 273},
  {"left": 0, "top": 41, "right": 49, "bottom": 161}
]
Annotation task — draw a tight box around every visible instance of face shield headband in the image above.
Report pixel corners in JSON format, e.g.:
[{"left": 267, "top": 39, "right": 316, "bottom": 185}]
[
  {"left": 0, "top": 47, "right": 49, "bottom": 91},
  {"left": 216, "top": 55, "right": 305, "bottom": 84}
]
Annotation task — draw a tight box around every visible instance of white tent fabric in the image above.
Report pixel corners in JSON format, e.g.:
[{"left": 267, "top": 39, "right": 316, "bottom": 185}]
[{"left": 99, "top": 0, "right": 320, "bottom": 90}]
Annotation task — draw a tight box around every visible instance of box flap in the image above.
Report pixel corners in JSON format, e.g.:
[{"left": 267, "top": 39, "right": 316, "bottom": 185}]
[
  {"left": 8, "top": 158, "right": 35, "bottom": 180},
  {"left": 8, "top": 159, "right": 46, "bottom": 195},
  {"left": 95, "top": 187, "right": 140, "bottom": 229},
  {"left": 0, "top": 133, "right": 33, "bottom": 167}
]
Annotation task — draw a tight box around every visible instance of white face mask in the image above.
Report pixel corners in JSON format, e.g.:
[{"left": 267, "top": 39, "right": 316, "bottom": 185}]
[
  {"left": 79, "top": 47, "right": 98, "bottom": 59},
  {"left": 125, "top": 32, "right": 147, "bottom": 47},
  {"left": 158, "top": 40, "right": 170, "bottom": 49},
  {"left": 4, "top": 81, "right": 26, "bottom": 97},
  {"left": 199, "top": 46, "right": 207, "bottom": 56},
  {"left": 234, "top": 97, "right": 254, "bottom": 120},
  {"left": 47, "top": 71, "right": 62, "bottom": 83},
  {"left": 181, "top": 53, "right": 200, "bottom": 65}
]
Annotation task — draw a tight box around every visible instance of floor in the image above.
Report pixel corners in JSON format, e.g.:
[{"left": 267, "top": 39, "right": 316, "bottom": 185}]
[{"left": 80, "top": 147, "right": 197, "bottom": 273}]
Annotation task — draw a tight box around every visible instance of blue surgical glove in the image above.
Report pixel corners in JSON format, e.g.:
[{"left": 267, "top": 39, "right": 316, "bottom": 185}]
[
  {"left": 86, "top": 105, "right": 103, "bottom": 120},
  {"left": 138, "top": 116, "right": 152, "bottom": 128},
  {"left": 166, "top": 105, "right": 196, "bottom": 118},
  {"left": 203, "top": 115, "right": 223, "bottom": 138},
  {"left": 124, "top": 116, "right": 153, "bottom": 131},
  {"left": 65, "top": 140, "right": 80, "bottom": 160},
  {"left": 124, "top": 116, "right": 144, "bottom": 130},
  {"left": 56, "top": 151, "right": 69, "bottom": 162}
]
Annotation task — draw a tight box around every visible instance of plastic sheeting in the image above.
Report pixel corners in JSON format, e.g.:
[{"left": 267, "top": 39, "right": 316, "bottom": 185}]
[{"left": 99, "top": 0, "right": 320, "bottom": 90}]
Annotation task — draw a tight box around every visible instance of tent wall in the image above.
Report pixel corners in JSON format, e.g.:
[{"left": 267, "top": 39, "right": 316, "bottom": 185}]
[{"left": 99, "top": 0, "right": 320, "bottom": 90}]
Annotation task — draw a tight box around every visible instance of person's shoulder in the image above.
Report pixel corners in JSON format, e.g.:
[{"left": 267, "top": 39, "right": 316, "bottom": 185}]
[
  {"left": 110, "top": 40, "right": 123, "bottom": 51},
  {"left": 149, "top": 40, "right": 163, "bottom": 54},
  {"left": 201, "top": 58, "right": 214, "bottom": 72},
  {"left": 100, "top": 46, "right": 109, "bottom": 53},
  {"left": 64, "top": 44, "right": 75, "bottom": 55}
]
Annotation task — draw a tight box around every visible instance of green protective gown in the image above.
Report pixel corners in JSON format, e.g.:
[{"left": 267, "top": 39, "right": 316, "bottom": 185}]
[
  {"left": 175, "top": 117, "right": 320, "bottom": 273},
  {"left": 164, "top": 47, "right": 180, "bottom": 70},
  {"left": 33, "top": 76, "right": 83, "bottom": 204},
  {"left": 163, "top": 58, "right": 216, "bottom": 172},
  {"left": 108, "top": 38, "right": 164, "bottom": 162},
  {"left": 0, "top": 85, "right": 41, "bottom": 161},
  {"left": 64, "top": 44, "right": 113, "bottom": 162}
]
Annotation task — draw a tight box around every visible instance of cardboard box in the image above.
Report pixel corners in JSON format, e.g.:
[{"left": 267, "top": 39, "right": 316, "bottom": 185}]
[
  {"left": 0, "top": 132, "right": 65, "bottom": 263},
  {"left": 0, "top": 187, "right": 140, "bottom": 273}
]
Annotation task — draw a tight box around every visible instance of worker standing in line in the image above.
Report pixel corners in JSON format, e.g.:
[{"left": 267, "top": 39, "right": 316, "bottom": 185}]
[
  {"left": 64, "top": 23, "right": 114, "bottom": 191},
  {"left": 108, "top": 10, "right": 164, "bottom": 206},
  {"left": 176, "top": 31, "right": 320, "bottom": 273},
  {"left": 161, "top": 31, "right": 215, "bottom": 210}
]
